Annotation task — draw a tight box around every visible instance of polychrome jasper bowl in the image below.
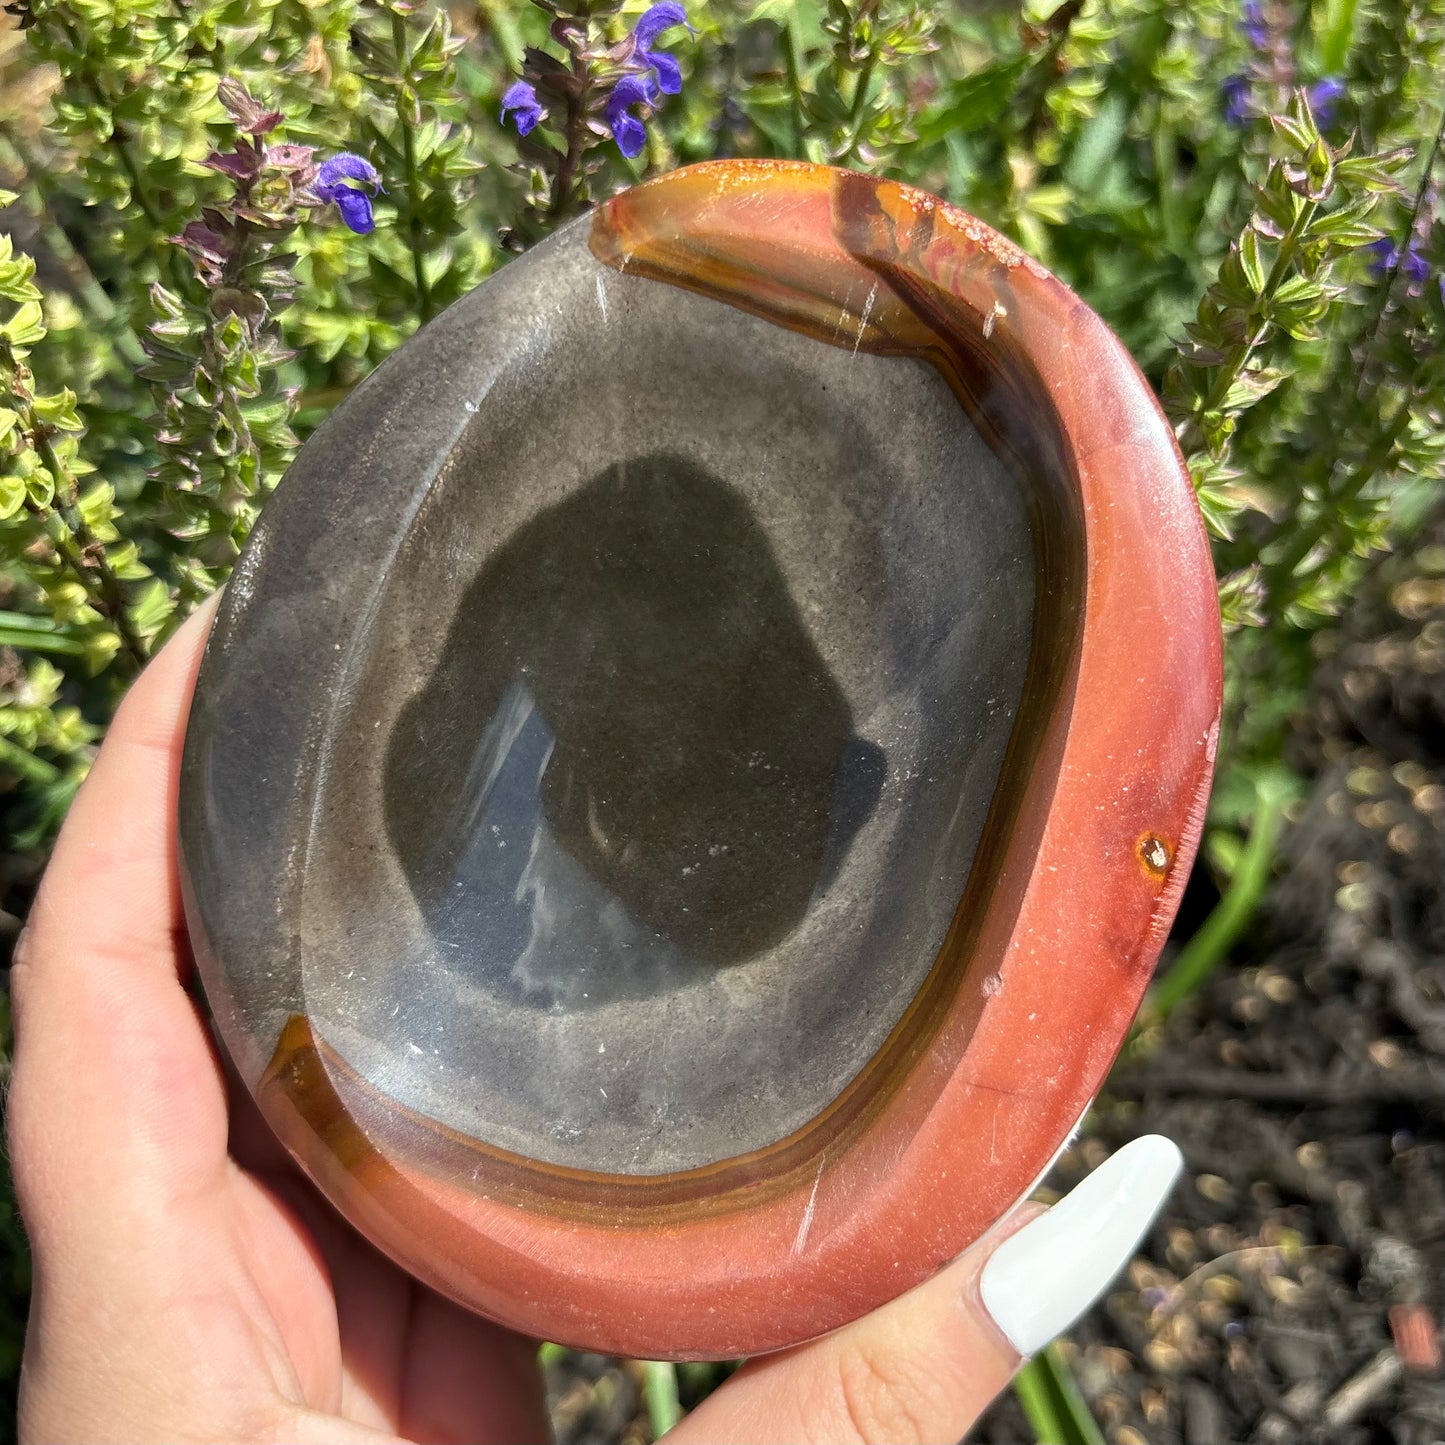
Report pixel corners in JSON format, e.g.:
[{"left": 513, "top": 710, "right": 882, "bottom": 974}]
[{"left": 179, "top": 159, "right": 1222, "bottom": 1359}]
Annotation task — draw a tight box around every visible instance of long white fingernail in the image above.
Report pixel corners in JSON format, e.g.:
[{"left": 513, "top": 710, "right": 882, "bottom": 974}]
[{"left": 979, "top": 1134, "right": 1183, "bottom": 1358}]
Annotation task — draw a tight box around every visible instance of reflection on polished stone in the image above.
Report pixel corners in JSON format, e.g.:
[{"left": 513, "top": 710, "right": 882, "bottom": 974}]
[{"left": 385, "top": 454, "right": 886, "bottom": 1009}]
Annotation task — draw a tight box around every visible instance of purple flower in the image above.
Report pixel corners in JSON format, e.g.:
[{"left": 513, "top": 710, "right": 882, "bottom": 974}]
[
  {"left": 630, "top": 1, "right": 690, "bottom": 95},
  {"left": 1366, "top": 237, "right": 1398, "bottom": 274},
  {"left": 1240, "top": 0, "right": 1270, "bottom": 49},
  {"left": 1364, "top": 236, "right": 1430, "bottom": 285},
  {"left": 315, "top": 153, "right": 383, "bottom": 235},
  {"left": 607, "top": 73, "right": 657, "bottom": 159},
  {"left": 501, "top": 80, "right": 546, "bottom": 137},
  {"left": 1403, "top": 245, "right": 1432, "bottom": 284},
  {"left": 1222, "top": 73, "right": 1252, "bottom": 125},
  {"left": 1307, "top": 76, "right": 1346, "bottom": 127}
]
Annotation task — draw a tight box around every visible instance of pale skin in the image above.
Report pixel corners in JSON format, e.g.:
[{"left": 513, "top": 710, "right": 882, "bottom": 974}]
[{"left": 6, "top": 598, "right": 1035, "bottom": 1445}]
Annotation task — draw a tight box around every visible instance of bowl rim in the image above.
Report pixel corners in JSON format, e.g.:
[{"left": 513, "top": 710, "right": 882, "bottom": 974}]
[{"left": 184, "top": 157, "right": 1222, "bottom": 1360}]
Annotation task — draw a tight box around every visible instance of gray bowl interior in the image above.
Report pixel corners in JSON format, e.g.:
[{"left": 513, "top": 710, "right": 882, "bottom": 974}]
[{"left": 181, "top": 218, "right": 1036, "bottom": 1176}]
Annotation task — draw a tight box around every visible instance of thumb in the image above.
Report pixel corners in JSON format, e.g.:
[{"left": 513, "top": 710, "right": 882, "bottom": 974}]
[{"left": 664, "top": 1135, "right": 1183, "bottom": 1445}]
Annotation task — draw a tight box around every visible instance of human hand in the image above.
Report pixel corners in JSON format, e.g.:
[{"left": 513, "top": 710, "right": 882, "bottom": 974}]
[{"left": 7, "top": 601, "right": 1182, "bottom": 1444}]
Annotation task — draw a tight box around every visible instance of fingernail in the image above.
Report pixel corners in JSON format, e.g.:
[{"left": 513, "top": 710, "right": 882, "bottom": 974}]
[{"left": 979, "top": 1134, "right": 1183, "bottom": 1358}]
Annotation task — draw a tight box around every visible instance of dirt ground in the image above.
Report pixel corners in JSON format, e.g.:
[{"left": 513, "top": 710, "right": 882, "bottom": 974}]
[{"left": 544, "top": 537, "right": 1445, "bottom": 1444}]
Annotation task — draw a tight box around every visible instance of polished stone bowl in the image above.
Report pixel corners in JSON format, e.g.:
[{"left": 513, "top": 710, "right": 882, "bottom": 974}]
[{"left": 180, "top": 160, "right": 1222, "bottom": 1358}]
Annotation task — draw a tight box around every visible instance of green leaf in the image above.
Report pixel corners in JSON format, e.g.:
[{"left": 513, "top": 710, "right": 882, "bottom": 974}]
[
  {"left": 0, "top": 247, "right": 41, "bottom": 304},
  {"left": 1255, "top": 171, "right": 1303, "bottom": 231},
  {"left": 31, "top": 389, "right": 84, "bottom": 433},
  {"left": 1196, "top": 485, "right": 1244, "bottom": 541},
  {"left": 914, "top": 56, "right": 1030, "bottom": 146},
  {"left": 1062, "top": 95, "right": 1128, "bottom": 191},
  {"left": 77, "top": 481, "right": 116, "bottom": 530},
  {"left": 128, "top": 578, "right": 179, "bottom": 643},
  {"left": 1270, "top": 113, "right": 1313, "bottom": 153},
  {"left": 1314, "top": 217, "right": 1383, "bottom": 248},
  {"left": 1222, "top": 365, "right": 1285, "bottom": 410},
  {"left": 0, "top": 472, "right": 25, "bottom": 520},
  {"left": 1272, "top": 274, "right": 1325, "bottom": 307},
  {"left": 1318, "top": 0, "right": 1360, "bottom": 74},
  {"left": 80, "top": 628, "right": 123, "bottom": 675},
  {"left": 1013, "top": 1344, "right": 1106, "bottom": 1445},
  {"left": 810, "top": 67, "right": 851, "bottom": 124},
  {"left": 1217, "top": 564, "right": 1268, "bottom": 629},
  {"left": 0, "top": 299, "right": 46, "bottom": 349},
  {"left": 1025, "top": 184, "right": 1075, "bottom": 226},
  {"left": 24, "top": 467, "right": 54, "bottom": 507},
  {"left": 1238, "top": 230, "right": 1266, "bottom": 292},
  {"left": 1334, "top": 149, "right": 1411, "bottom": 192}
]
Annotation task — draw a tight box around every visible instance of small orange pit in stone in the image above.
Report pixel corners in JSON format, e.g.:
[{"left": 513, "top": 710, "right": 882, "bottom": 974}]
[{"left": 1140, "top": 835, "right": 1171, "bottom": 877}]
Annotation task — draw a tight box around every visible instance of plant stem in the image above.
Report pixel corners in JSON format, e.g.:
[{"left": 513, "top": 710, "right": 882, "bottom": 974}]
[
  {"left": 111, "top": 122, "right": 166, "bottom": 229},
  {"left": 842, "top": 53, "right": 876, "bottom": 159},
  {"left": 31, "top": 430, "right": 147, "bottom": 671},
  {"left": 1021, "top": 0, "right": 1085, "bottom": 146},
  {"left": 1013, "top": 1344, "right": 1106, "bottom": 1445},
  {"left": 1320, "top": 0, "right": 1361, "bottom": 72},
  {"left": 1264, "top": 394, "right": 1414, "bottom": 601},
  {"left": 1356, "top": 112, "right": 1444, "bottom": 346},
  {"left": 391, "top": 10, "right": 435, "bottom": 323},
  {"left": 0, "top": 132, "right": 150, "bottom": 371},
  {"left": 1196, "top": 194, "right": 1319, "bottom": 425},
  {"left": 0, "top": 613, "right": 88, "bottom": 657},
  {"left": 1153, "top": 116, "right": 1181, "bottom": 252},
  {"left": 474, "top": 0, "right": 524, "bottom": 72},
  {"left": 204, "top": 221, "right": 267, "bottom": 520},
  {"left": 783, "top": 15, "right": 809, "bottom": 157},
  {"left": 1143, "top": 793, "right": 1284, "bottom": 1024},
  {"left": 548, "top": 43, "right": 593, "bottom": 222},
  {"left": 1240, "top": 118, "right": 1442, "bottom": 585},
  {"left": 642, "top": 1361, "right": 682, "bottom": 1438},
  {"left": 0, "top": 735, "right": 63, "bottom": 787}
]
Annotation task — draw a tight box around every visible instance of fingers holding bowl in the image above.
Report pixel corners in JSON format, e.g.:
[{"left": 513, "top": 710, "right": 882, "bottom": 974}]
[
  {"left": 665, "top": 1136, "right": 1183, "bottom": 1445},
  {"left": 7, "top": 598, "right": 225, "bottom": 1266}
]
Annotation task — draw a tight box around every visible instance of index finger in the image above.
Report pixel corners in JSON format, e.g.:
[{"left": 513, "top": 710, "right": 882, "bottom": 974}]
[
  {"left": 22, "top": 594, "right": 219, "bottom": 983},
  {"left": 8, "top": 597, "right": 226, "bottom": 1233}
]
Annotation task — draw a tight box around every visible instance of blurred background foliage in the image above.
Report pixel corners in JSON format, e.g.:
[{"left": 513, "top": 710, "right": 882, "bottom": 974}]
[{"left": 0, "top": 0, "right": 1441, "bottom": 1436}]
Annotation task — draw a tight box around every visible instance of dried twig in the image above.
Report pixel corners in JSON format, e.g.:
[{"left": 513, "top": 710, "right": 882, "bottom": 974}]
[
  {"left": 1108, "top": 1063, "right": 1445, "bottom": 1112},
  {"left": 1322, "top": 1349, "right": 1402, "bottom": 1429}
]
